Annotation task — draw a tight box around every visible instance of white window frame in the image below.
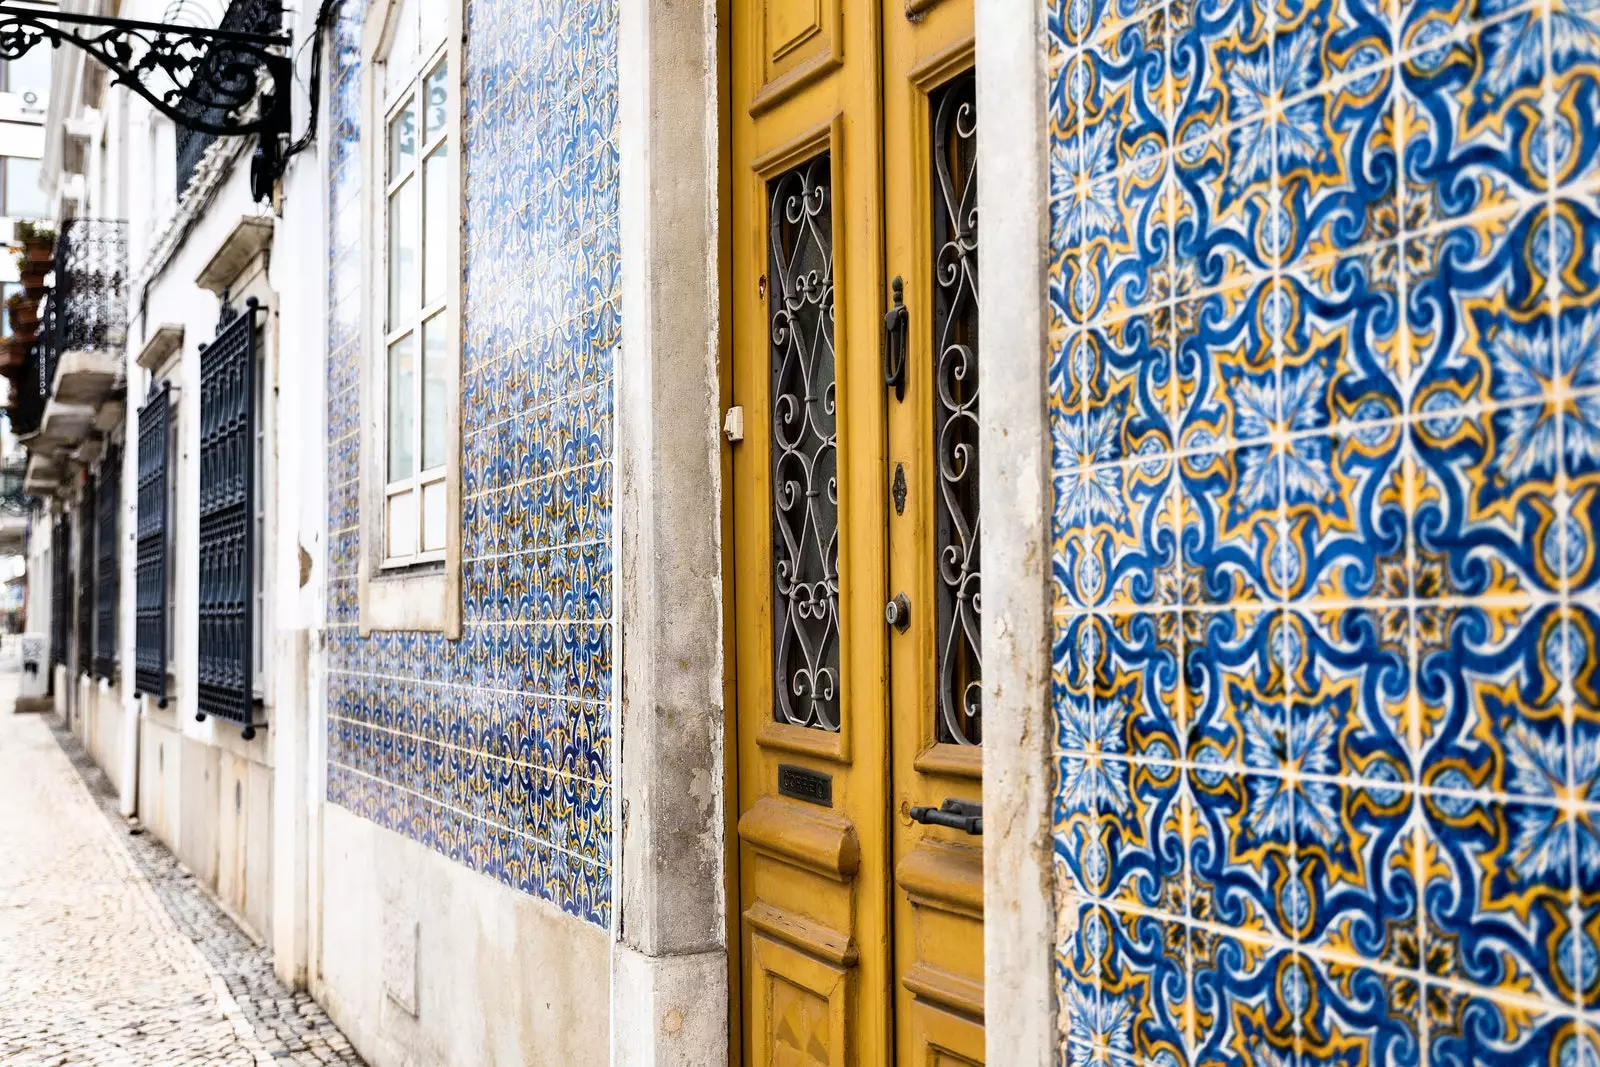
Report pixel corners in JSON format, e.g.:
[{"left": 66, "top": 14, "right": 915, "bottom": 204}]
[{"left": 358, "top": 0, "right": 463, "bottom": 637}]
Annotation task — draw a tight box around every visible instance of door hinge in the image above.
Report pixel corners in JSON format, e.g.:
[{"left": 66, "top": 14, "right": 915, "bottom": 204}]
[{"left": 723, "top": 405, "right": 745, "bottom": 443}]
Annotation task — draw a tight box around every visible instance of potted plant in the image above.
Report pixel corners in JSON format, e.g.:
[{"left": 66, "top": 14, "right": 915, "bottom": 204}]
[
  {"left": 6, "top": 290, "right": 37, "bottom": 332},
  {"left": 14, "top": 221, "right": 53, "bottom": 268}
]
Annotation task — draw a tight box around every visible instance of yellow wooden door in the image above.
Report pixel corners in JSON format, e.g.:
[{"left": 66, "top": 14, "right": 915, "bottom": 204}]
[
  {"left": 880, "top": 0, "right": 983, "bottom": 1063},
  {"left": 729, "top": 0, "right": 980, "bottom": 1061}
]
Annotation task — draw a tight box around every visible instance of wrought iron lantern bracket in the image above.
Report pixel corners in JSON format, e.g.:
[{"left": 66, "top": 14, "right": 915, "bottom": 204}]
[{"left": 0, "top": 4, "right": 292, "bottom": 199}]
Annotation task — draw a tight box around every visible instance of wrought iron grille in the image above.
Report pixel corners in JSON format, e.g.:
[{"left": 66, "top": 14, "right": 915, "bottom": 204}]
[
  {"left": 51, "top": 518, "right": 69, "bottom": 668},
  {"left": 78, "top": 478, "right": 95, "bottom": 671},
  {"left": 136, "top": 383, "right": 171, "bottom": 702},
  {"left": 44, "top": 219, "right": 128, "bottom": 387},
  {"left": 9, "top": 336, "right": 44, "bottom": 436},
  {"left": 197, "top": 297, "right": 257, "bottom": 729},
  {"left": 767, "top": 155, "right": 840, "bottom": 733},
  {"left": 94, "top": 441, "right": 121, "bottom": 680},
  {"left": 175, "top": 0, "right": 283, "bottom": 196},
  {"left": 931, "top": 72, "right": 982, "bottom": 746}
]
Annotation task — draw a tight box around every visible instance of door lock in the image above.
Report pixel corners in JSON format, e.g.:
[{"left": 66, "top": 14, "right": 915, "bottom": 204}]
[
  {"left": 885, "top": 593, "right": 911, "bottom": 632},
  {"left": 909, "top": 798, "right": 983, "bottom": 836}
]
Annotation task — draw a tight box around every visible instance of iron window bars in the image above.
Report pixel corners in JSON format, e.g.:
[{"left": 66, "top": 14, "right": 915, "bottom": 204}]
[
  {"left": 930, "top": 72, "right": 982, "bottom": 746},
  {"left": 135, "top": 383, "right": 171, "bottom": 704},
  {"left": 77, "top": 477, "right": 94, "bottom": 671},
  {"left": 93, "top": 441, "right": 120, "bottom": 681},
  {"left": 196, "top": 296, "right": 259, "bottom": 738},
  {"left": 50, "top": 517, "right": 68, "bottom": 668},
  {"left": 175, "top": 0, "right": 283, "bottom": 196}
]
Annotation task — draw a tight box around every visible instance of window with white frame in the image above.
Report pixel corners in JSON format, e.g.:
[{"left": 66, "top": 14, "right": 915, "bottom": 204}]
[
  {"left": 379, "top": 0, "right": 451, "bottom": 566},
  {"left": 359, "top": 0, "right": 462, "bottom": 636}
]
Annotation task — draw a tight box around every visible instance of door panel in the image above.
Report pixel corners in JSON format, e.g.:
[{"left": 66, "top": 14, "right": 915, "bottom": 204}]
[
  {"left": 732, "top": 0, "right": 980, "bottom": 1059},
  {"left": 882, "top": 0, "right": 983, "bottom": 1062},
  {"left": 731, "top": 0, "right": 889, "bottom": 1061}
]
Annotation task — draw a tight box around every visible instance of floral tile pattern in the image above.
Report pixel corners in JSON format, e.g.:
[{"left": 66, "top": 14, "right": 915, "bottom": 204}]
[
  {"left": 323, "top": 0, "right": 617, "bottom": 927},
  {"left": 1050, "top": 0, "right": 1600, "bottom": 1058}
]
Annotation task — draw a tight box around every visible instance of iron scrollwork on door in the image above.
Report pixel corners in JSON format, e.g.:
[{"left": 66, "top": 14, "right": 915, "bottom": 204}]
[
  {"left": 931, "top": 72, "right": 982, "bottom": 746},
  {"left": 196, "top": 296, "right": 259, "bottom": 737},
  {"left": 768, "top": 154, "right": 841, "bottom": 733},
  {"left": 136, "top": 382, "right": 172, "bottom": 704}
]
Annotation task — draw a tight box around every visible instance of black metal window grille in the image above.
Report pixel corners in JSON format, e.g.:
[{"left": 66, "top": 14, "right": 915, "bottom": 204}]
[
  {"left": 93, "top": 442, "right": 121, "bottom": 680},
  {"left": 930, "top": 72, "right": 982, "bottom": 746},
  {"left": 51, "top": 518, "right": 69, "bottom": 667},
  {"left": 197, "top": 296, "right": 258, "bottom": 733},
  {"left": 46, "top": 219, "right": 128, "bottom": 387},
  {"left": 175, "top": 0, "right": 283, "bottom": 196},
  {"left": 766, "top": 155, "right": 840, "bottom": 734},
  {"left": 78, "top": 477, "right": 95, "bottom": 671},
  {"left": 136, "top": 383, "right": 171, "bottom": 702}
]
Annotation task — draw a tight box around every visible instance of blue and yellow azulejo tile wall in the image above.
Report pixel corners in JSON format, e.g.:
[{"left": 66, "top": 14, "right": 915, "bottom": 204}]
[
  {"left": 1049, "top": 0, "right": 1600, "bottom": 1060},
  {"left": 324, "top": 0, "right": 618, "bottom": 926}
]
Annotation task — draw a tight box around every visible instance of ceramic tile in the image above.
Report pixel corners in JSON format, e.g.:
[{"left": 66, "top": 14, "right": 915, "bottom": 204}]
[{"left": 324, "top": 0, "right": 616, "bottom": 926}]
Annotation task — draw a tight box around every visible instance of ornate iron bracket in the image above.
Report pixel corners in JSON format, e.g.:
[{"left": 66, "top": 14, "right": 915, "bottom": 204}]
[{"left": 0, "top": 4, "right": 291, "bottom": 199}]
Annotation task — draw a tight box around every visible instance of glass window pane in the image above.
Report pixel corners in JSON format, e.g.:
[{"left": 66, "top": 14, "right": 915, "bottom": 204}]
[
  {"left": 423, "top": 144, "right": 449, "bottom": 306},
  {"left": 387, "top": 177, "right": 418, "bottom": 328},
  {"left": 4, "top": 49, "right": 50, "bottom": 98},
  {"left": 423, "top": 59, "right": 448, "bottom": 140},
  {"left": 421, "top": 481, "right": 445, "bottom": 552},
  {"left": 3, "top": 157, "right": 48, "bottom": 219},
  {"left": 388, "top": 98, "right": 416, "bottom": 181},
  {"left": 387, "top": 333, "right": 416, "bottom": 481},
  {"left": 421, "top": 313, "right": 447, "bottom": 470},
  {"left": 387, "top": 491, "right": 416, "bottom": 559}
]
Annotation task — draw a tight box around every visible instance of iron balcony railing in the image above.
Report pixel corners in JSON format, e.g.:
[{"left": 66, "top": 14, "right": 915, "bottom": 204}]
[
  {"left": 10, "top": 328, "right": 45, "bottom": 436},
  {"left": 175, "top": 0, "right": 283, "bottom": 196},
  {"left": 43, "top": 218, "right": 128, "bottom": 389}
]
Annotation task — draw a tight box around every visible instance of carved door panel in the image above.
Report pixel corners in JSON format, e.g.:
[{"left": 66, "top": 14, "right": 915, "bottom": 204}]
[
  {"left": 730, "top": 0, "right": 981, "bottom": 1061},
  {"left": 881, "top": 0, "right": 983, "bottom": 1063},
  {"left": 730, "top": 0, "right": 891, "bottom": 1063}
]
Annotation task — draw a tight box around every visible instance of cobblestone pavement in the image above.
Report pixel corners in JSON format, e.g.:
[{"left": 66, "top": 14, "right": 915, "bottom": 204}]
[{"left": 0, "top": 668, "right": 364, "bottom": 1066}]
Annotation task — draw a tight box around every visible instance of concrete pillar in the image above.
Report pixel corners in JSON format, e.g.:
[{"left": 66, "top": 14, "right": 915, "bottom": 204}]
[
  {"left": 265, "top": 14, "right": 332, "bottom": 986},
  {"left": 976, "top": 0, "right": 1057, "bottom": 1063},
  {"left": 612, "top": 0, "right": 730, "bottom": 1062}
]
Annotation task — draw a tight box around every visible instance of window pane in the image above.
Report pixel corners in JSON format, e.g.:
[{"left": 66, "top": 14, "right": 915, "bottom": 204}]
[
  {"left": 4, "top": 49, "right": 50, "bottom": 98},
  {"left": 3, "top": 157, "right": 48, "bottom": 219},
  {"left": 388, "top": 98, "right": 416, "bottom": 181},
  {"left": 387, "top": 491, "right": 416, "bottom": 558},
  {"left": 421, "top": 313, "right": 447, "bottom": 470},
  {"left": 423, "top": 144, "right": 449, "bottom": 306},
  {"left": 421, "top": 481, "right": 445, "bottom": 552},
  {"left": 387, "top": 333, "right": 416, "bottom": 481},
  {"left": 423, "top": 59, "right": 448, "bottom": 141},
  {"left": 387, "top": 176, "right": 417, "bottom": 327}
]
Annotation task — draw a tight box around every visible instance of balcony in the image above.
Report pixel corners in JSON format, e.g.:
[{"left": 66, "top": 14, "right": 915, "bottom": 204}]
[{"left": 21, "top": 219, "right": 128, "bottom": 483}]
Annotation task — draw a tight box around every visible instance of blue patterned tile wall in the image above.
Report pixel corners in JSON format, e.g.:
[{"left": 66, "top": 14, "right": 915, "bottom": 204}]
[
  {"left": 324, "top": 0, "right": 617, "bottom": 927},
  {"left": 1050, "top": 0, "right": 1600, "bottom": 1061}
]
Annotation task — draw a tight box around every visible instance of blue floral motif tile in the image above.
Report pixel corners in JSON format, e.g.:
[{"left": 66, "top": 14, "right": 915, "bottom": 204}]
[
  {"left": 1296, "top": 953, "right": 1420, "bottom": 1067},
  {"left": 1284, "top": 609, "right": 1411, "bottom": 783},
  {"left": 1187, "top": 935, "right": 1300, "bottom": 1067},
  {"left": 1422, "top": 789, "right": 1576, "bottom": 1004},
  {"left": 1102, "top": 907, "right": 1190, "bottom": 1063}
]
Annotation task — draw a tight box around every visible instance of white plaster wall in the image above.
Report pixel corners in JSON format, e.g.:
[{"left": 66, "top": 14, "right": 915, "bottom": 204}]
[{"left": 315, "top": 805, "right": 611, "bottom": 1067}]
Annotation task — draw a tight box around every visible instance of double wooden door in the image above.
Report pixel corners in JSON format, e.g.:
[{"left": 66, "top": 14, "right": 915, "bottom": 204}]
[{"left": 729, "top": 0, "right": 982, "bottom": 1060}]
